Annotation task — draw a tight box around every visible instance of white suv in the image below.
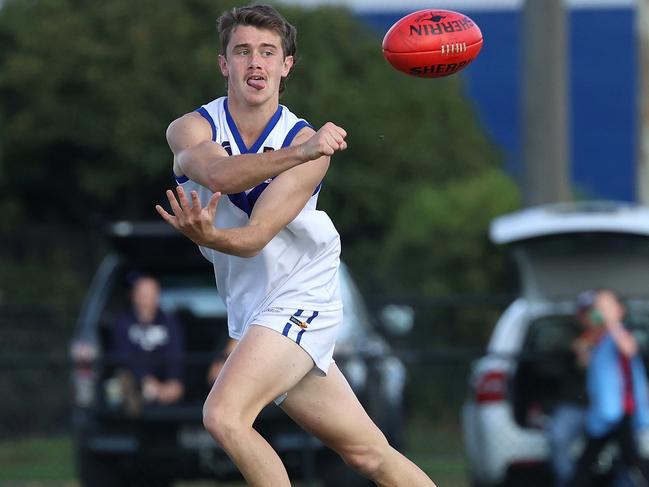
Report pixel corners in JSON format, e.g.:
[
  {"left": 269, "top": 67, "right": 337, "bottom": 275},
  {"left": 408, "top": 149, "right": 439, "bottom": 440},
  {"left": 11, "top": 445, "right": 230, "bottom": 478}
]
[{"left": 461, "top": 201, "right": 649, "bottom": 487}]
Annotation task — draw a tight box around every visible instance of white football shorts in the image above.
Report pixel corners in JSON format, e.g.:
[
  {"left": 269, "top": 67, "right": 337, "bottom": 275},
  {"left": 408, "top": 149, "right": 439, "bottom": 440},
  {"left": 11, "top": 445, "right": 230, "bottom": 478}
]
[{"left": 249, "top": 306, "right": 343, "bottom": 377}]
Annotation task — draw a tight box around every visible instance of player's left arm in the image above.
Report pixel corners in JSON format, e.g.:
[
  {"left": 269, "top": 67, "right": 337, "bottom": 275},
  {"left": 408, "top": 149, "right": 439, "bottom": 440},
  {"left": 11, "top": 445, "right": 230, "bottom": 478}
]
[
  {"left": 244, "top": 127, "right": 329, "bottom": 248},
  {"left": 156, "top": 126, "right": 335, "bottom": 257}
]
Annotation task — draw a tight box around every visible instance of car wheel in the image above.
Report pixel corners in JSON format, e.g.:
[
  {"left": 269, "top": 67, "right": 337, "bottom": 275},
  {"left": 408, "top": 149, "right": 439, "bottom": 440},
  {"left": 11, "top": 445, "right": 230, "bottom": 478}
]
[
  {"left": 470, "top": 480, "right": 498, "bottom": 487},
  {"left": 130, "top": 474, "right": 173, "bottom": 487},
  {"left": 76, "top": 447, "right": 133, "bottom": 487},
  {"left": 320, "top": 454, "right": 374, "bottom": 487},
  {"left": 77, "top": 446, "right": 173, "bottom": 487}
]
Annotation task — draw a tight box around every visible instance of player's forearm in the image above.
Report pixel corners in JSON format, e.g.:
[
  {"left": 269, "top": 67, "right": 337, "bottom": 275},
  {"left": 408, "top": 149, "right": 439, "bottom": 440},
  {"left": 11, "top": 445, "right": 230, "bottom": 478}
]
[
  {"left": 201, "top": 223, "right": 271, "bottom": 258},
  {"left": 180, "top": 143, "right": 310, "bottom": 194}
]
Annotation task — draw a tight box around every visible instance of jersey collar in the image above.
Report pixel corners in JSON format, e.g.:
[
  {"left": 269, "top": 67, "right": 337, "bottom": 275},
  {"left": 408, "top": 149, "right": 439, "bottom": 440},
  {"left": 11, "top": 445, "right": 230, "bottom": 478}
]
[{"left": 224, "top": 98, "right": 283, "bottom": 154}]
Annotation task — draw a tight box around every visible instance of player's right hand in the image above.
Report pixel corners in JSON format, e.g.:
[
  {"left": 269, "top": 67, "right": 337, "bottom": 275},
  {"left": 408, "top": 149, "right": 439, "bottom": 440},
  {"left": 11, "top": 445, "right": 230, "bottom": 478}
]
[
  {"left": 301, "top": 122, "right": 347, "bottom": 160},
  {"left": 156, "top": 186, "right": 221, "bottom": 247}
]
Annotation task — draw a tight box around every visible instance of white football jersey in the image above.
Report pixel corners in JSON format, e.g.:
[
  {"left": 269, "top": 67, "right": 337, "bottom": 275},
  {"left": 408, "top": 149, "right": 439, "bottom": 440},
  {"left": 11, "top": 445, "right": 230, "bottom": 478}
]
[{"left": 175, "top": 97, "right": 342, "bottom": 338}]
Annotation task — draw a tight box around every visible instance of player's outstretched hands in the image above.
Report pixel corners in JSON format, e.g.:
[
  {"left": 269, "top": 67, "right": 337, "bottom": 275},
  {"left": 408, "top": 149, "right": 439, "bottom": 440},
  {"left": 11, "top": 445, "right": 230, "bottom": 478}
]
[
  {"left": 301, "top": 122, "right": 347, "bottom": 161},
  {"left": 156, "top": 186, "right": 220, "bottom": 247}
]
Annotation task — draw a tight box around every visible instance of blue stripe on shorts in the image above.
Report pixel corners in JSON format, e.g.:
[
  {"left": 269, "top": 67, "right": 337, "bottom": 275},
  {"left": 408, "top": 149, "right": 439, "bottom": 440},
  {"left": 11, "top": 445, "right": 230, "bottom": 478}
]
[
  {"left": 296, "top": 311, "right": 318, "bottom": 345},
  {"left": 282, "top": 309, "right": 304, "bottom": 336}
]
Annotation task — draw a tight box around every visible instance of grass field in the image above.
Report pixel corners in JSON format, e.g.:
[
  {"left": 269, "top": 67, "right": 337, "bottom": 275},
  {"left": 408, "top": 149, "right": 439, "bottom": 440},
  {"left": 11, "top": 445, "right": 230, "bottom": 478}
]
[{"left": 0, "top": 421, "right": 469, "bottom": 487}]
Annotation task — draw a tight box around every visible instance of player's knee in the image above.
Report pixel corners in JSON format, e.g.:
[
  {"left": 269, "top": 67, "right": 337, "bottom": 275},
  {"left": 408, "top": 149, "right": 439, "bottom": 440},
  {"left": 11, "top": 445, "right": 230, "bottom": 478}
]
[
  {"left": 340, "top": 443, "right": 387, "bottom": 479},
  {"left": 202, "top": 401, "right": 244, "bottom": 447}
]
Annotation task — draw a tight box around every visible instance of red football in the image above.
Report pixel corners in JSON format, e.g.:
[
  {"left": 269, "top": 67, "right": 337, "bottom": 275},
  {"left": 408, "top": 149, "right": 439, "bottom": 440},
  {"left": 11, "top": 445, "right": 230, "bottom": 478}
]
[{"left": 382, "top": 9, "right": 483, "bottom": 78}]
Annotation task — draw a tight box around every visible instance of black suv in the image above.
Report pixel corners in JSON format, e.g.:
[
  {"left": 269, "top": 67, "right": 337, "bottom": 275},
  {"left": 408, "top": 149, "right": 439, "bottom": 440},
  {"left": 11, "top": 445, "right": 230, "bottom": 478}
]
[{"left": 69, "top": 221, "right": 407, "bottom": 487}]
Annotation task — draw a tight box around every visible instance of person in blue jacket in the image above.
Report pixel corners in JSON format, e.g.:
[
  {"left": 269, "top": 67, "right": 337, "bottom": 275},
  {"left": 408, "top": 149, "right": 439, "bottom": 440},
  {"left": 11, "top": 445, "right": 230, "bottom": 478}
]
[{"left": 569, "top": 289, "right": 649, "bottom": 487}]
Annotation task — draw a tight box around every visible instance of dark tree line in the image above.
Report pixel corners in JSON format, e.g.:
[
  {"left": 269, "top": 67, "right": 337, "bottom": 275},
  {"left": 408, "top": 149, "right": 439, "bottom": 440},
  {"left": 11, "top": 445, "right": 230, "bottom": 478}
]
[{"left": 0, "top": 0, "right": 519, "bottom": 299}]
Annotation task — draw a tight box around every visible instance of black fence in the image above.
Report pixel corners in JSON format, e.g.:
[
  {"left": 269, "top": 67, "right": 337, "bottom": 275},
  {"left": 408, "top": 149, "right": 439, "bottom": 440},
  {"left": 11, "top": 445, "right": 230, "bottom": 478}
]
[
  {"left": 0, "top": 295, "right": 514, "bottom": 487},
  {"left": 0, "top": 295, "right": 509, "bottom": 436}
]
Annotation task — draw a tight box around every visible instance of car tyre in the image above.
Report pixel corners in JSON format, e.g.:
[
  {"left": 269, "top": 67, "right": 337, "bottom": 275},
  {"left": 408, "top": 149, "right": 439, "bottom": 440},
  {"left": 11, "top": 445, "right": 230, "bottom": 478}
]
[
  {"left": 76, "top": 446, "right": 132, "bottom": 487},
  {"left": 471, "top": 480, "right": 498, "bottom": 487},
  {"left": 77, "top": 446, "right": 174, "bottom": 487}
]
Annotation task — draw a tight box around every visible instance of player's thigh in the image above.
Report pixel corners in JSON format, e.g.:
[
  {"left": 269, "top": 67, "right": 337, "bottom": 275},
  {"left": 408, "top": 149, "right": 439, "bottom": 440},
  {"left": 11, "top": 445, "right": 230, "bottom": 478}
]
[
  {"left": 280, "top": 364, "right": 388, "bottom": 451},
  {"left": 205, "top": 324, "right": 315, "bottom": 422}
]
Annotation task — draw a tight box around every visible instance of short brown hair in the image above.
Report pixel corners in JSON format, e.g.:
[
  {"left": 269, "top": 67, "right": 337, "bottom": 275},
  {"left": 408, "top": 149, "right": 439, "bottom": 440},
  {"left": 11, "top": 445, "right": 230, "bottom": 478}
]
[{"left": 217, "top": 4, "right": 297, "bottom": 94}]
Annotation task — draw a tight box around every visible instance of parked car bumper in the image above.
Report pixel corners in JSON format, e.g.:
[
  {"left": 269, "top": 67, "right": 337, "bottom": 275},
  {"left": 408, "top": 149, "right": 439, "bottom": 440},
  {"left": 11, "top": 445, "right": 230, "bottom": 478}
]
[{"left": 462, "top": 401, "right": 547, "bottom": 484}]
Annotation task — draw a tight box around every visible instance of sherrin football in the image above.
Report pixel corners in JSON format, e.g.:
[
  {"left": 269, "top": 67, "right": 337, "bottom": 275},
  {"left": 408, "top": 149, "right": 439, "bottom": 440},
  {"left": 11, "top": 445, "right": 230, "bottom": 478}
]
[{"left": 382, "top": 9, "right": 483, "bottom": 78}]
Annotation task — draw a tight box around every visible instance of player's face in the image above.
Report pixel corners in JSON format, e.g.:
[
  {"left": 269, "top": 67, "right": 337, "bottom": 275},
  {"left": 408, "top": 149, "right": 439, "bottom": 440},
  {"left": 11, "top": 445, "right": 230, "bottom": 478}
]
[{"left": 219, "top": 25, "right": 293, "bottom": 107}]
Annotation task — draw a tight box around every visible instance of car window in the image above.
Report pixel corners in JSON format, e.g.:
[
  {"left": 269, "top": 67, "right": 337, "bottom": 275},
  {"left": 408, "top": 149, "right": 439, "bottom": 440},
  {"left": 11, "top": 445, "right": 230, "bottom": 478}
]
[
  {"left": 523, "top": 315, "right": 580, "bottom": 354},
  {"left": 623, "top": 309, "right": 649, "bottom": 356},
  {"left": 524, "top": 310, "right": 649, "bottom": 358},
  {"left": 338, "top": 266, "right": 372, "bottom": 341},
  {"left": 99, "top": 263, "right": 372, "bottom": 343},
  {"left": 160, "top": 287, "right": 226, "bottom": 318}
]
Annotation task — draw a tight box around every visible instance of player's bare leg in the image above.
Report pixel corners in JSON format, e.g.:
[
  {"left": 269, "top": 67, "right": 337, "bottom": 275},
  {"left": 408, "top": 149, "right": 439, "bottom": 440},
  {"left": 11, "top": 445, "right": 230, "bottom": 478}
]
[
  {"left": 202, "top": 325, "right": 314, "bottom": 487},
  {"left": 281, "top": 365, "right": 436, "bottom": 487}
]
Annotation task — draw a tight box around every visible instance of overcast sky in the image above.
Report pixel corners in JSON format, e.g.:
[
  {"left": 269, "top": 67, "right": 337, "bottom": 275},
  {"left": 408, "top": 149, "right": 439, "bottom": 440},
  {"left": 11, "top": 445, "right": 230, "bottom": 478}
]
[
  {"left": 277, "top": 0, "right": 635, "bottom": 12},
  {"left": 0, "top": 0, "right": 635, "bottom": 12}
]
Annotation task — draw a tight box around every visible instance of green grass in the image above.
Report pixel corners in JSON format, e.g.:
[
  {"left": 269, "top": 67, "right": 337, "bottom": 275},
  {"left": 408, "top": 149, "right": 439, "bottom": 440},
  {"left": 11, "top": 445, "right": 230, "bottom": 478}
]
[
  {"left": 407, "top": 418, "right": 469, "bottom": 487},
  {"left": 0, "top": 422, "right": 470, "bottom": 487},
  {"left": 0, "top": 436, "right": 75, "bottom": 482}
]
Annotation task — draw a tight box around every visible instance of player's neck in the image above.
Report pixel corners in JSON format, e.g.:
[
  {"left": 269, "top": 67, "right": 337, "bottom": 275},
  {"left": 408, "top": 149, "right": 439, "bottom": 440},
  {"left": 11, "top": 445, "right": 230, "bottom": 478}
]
[{"left": 226, "top": 95, "right": 279, "bottom": 147}]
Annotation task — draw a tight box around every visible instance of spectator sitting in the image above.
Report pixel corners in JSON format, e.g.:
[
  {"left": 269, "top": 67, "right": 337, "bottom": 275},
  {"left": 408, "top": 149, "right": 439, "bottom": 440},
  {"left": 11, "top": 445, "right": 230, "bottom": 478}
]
[{"left": 107, "top": 275, "right": 185, "bottom": 414}]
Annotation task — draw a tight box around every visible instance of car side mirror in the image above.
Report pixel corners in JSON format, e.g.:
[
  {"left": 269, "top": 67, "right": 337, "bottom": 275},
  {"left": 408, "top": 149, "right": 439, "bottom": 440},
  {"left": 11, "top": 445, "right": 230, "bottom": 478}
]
[{"left": 380, "top": 304, "right": 415, "bottom": 336}]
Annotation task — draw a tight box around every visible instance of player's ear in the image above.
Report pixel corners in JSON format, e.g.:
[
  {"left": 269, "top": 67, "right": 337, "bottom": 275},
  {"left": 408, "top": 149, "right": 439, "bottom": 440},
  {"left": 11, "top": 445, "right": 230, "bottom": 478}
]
[
  {"left": 282, "top": 55, "right": 294, "bottom": 77},
  {"left": 218, "top": 54, "right": 229, "bottom": 77}
]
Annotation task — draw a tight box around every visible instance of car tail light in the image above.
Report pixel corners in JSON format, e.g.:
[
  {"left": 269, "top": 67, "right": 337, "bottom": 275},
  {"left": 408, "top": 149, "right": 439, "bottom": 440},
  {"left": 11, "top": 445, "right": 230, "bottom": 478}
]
[
  {"left": 474, "top": 370, "right": 507, "bottom": 403},
  {"left": 70, "top": 340, "right": 98, "bottom": 407}
]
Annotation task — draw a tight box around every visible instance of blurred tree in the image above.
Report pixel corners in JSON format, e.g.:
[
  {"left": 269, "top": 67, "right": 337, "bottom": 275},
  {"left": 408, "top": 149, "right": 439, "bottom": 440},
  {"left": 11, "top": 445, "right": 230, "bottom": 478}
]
[
  {"left": 0, "top": 0, "right": 521, "bottom": 437},
  {"left": 0, "top": 0, "right": 232, "bottom": 227},
  {"left": 0, "top": 0, "right": 518, "bottom": 296},
  {"left": 380, "top": 168, "right": 519, "bottom": 295},
  {"left": 280, "top": 7, "right": 520, "bottom": 293}
]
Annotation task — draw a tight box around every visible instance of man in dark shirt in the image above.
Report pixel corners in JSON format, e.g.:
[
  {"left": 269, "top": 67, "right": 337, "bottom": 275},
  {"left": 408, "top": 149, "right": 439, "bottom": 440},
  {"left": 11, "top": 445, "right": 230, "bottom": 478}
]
[{"left": 109, "top": 275, "right": 184, "bottom": 410}]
